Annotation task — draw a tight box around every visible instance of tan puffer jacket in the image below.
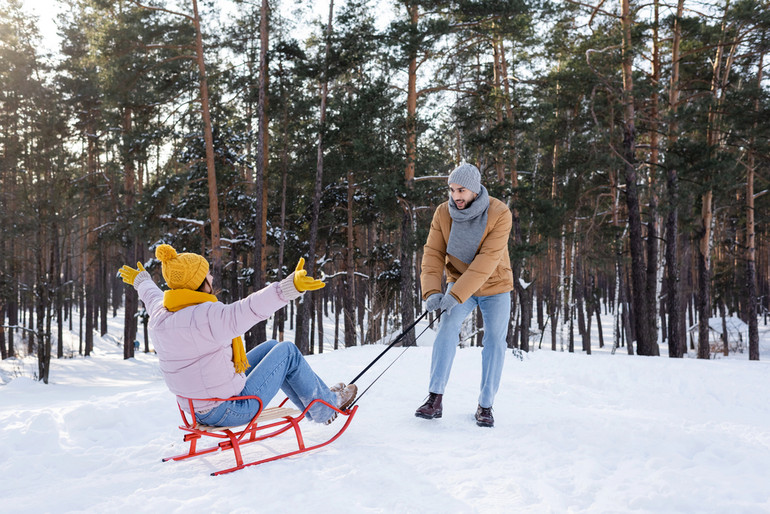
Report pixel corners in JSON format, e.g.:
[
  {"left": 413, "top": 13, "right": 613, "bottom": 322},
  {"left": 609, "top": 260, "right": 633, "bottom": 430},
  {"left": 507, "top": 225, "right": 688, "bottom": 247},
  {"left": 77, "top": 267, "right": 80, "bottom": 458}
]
[{"left": 421, "top": 197, "right": 513, "bottom": 303}]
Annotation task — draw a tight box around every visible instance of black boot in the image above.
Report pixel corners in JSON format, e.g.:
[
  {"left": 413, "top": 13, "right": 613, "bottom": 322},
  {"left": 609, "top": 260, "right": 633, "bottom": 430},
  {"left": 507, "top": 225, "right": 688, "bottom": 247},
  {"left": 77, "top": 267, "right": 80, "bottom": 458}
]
[
  {"left": 475, "top": 405, "right": 494, "bottom": 427},
  {"left": 415, "top": 393, "right": 443, "bottom": 419}
]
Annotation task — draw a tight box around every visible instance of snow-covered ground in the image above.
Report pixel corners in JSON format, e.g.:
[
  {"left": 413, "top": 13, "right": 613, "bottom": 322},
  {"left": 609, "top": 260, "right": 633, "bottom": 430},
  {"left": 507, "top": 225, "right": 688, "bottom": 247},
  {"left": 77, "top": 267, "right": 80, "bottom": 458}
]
[{"left": 1, "top": 310, "right": 769, "bottom": 513}]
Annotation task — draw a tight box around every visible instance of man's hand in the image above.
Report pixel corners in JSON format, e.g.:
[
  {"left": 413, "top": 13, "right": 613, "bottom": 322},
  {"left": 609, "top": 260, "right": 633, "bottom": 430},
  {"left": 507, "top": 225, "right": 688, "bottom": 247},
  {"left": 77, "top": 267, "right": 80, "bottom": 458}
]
[
  {"left": 425, "top": 293, "right": 444, "bottom": 311},
  {"left": 439, "top": 293, "right": 459, "bottom": 315}
]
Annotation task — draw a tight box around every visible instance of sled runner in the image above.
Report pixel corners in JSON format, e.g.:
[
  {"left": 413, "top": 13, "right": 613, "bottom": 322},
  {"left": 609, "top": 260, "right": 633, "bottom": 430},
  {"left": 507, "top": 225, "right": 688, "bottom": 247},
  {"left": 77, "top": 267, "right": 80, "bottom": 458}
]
[{"left": 162, "top": 395, "right": 358, "bottom": 476}]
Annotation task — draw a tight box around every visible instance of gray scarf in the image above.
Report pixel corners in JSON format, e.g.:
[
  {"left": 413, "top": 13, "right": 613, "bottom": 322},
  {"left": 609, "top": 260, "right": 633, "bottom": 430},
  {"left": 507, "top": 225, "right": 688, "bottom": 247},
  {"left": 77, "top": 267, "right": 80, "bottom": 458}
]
[{"left": 446, "top": 185, "right": 489, "bottom": 264}]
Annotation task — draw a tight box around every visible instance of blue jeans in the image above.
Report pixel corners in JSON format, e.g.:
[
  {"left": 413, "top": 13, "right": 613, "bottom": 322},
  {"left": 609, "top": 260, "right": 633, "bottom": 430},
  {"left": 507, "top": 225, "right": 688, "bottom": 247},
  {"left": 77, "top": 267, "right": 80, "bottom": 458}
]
[
  {"left": 196, "top": 340, "right": 337, "bottom": 426},
  {"left": 429, "top": 286, "right": 510, "bottom": 408}
]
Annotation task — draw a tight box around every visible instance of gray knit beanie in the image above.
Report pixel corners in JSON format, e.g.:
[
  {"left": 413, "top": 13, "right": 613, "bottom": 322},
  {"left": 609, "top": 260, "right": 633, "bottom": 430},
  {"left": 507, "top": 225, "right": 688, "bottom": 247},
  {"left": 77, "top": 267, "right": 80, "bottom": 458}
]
[{"left": 447, "top": 163, "right": 481, "bottom": 194}]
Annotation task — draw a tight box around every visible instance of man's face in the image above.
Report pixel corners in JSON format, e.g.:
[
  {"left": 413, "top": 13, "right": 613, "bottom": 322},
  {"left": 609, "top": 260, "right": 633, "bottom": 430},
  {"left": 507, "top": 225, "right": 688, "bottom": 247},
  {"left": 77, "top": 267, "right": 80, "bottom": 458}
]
[{"left": 449, "top": 183, "right": 478, "bottom": 210}]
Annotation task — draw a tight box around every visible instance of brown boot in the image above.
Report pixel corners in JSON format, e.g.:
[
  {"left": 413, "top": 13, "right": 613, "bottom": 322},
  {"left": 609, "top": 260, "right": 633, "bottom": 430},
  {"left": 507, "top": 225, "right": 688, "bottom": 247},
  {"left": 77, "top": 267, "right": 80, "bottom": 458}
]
[
  {"left": 324, "top": 383, "right": 357, "bottom": 425},
  {"left": 415, "top": 392, "right": 443, "bottom": 419},
  {"left": 337, "top": 383, "right": 357, "bottom": 411},
  {"left": 475, "top": 405, "right": 494, "bottom": 427}
]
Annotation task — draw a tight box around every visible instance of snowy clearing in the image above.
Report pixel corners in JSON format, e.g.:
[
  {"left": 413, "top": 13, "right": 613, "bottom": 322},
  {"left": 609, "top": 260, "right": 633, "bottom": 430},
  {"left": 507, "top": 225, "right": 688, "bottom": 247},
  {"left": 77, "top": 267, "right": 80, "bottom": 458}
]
[{"left": 1, "top": 313, "right": 769, "bottom": 513}]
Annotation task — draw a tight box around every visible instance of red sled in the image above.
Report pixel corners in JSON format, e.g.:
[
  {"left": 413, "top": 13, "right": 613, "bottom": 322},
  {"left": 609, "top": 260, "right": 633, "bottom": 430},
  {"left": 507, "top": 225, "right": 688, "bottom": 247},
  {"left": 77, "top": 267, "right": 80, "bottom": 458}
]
[{"left": 162, "top": 395, "right": 358, "bottom": 476}]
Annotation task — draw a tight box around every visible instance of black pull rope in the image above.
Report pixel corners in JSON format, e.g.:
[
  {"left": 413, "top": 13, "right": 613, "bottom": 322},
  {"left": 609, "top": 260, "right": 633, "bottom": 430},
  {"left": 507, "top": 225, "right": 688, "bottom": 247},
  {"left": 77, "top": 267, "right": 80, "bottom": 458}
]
[
  {"left": 347, "top": 309, "right": 443, "bottom": 408},
  {"left": 349, "top": 310, "right": 430, "bottom": 386}
]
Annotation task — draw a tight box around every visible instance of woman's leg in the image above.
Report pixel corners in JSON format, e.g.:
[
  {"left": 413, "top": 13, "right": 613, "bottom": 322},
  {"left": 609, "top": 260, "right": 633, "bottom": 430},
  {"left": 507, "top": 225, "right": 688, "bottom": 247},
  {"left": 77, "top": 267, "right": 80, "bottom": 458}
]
[
  {"left": 244, "top": 338, "right": 280, "bottom": 376},
  {"left": 197, "top": 340, "right": 337, "bottom": 426},
  {"left": 243, "top": 340, "right": 337, "bottom": 422}
]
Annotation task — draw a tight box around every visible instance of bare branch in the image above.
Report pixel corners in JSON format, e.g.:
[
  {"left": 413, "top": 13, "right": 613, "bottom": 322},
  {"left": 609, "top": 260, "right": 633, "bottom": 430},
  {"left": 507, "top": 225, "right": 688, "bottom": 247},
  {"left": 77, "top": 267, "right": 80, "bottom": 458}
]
[
  {"left": 563, "top": 0, "right": 618, "bottom": 19},
  {"left": 126, "top": 0, "right": 193, "bottom": 21},
  {"left": 414, "top": 175, "right": 448, "bottom": 181}
]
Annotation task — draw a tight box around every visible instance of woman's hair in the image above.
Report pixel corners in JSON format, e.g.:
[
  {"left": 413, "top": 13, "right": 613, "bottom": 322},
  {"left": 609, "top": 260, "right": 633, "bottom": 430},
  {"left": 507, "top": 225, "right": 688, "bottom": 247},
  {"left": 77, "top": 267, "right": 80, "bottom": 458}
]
[{"left": 196, "top": 274, "right": 220, "bottom": 296}]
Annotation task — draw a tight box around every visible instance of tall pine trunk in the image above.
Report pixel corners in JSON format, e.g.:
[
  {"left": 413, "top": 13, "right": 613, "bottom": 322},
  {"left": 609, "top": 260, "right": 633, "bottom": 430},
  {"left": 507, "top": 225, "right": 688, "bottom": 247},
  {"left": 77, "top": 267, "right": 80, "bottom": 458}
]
[
  {"left": 122, "top": 107, "right": 137, "bottom": 360},
  {"left": 699, "top": 2, "right": 734, "bottom": 359},
  {"left": 399, "top": 3, "right": 419, "bottom": 347},
  {"left": 248, "top": 0, "right": 271, "bottom": 348},
  {"left": 497, "top": 36, "right": 529, "bottom": 351},
  {"left": 620, "top": 0, "right": 658, "bottom": 356},
  {"left": 191, "top": 0, "right": 222, "bottom": 285},
  {"left": 665, "top": 0, "right": 685, "bottom": 357},
  {"left": 36, "top": 241, "right": 50, "bottom": 383},
  {"left": 745, "top": 52, "right": 762, "bottom": 361},
  {"left": 276, "top": 73, "right": 290, "bottom": 342},
  {"left": 344, "top": 171, "right": 356, "bottom": 348},
  {"left": 299, "top": 0, "right": 334, "bottom": 354},
  {"left": 646, "top": 0, "right": 662, "bottom": 347},
  {"left": 85, "top": 133, "right": 98, "bottom": 357}
]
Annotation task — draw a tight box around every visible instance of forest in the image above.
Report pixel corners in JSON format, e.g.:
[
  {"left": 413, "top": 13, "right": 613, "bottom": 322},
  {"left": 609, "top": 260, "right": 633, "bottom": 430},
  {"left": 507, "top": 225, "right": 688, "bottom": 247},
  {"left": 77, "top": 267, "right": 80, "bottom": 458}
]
[{"left": 0, "top": 0, "right": 768, "bottom": 383}]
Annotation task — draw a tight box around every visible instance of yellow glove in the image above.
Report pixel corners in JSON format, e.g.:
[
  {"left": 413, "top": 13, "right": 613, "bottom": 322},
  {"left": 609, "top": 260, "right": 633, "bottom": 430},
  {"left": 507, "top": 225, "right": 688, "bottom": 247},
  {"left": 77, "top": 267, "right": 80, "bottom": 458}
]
[
  {"left": 119, "top": 262, "right": 146, "bottom": 286},
  {"left": 293, "top": 258, "right": 325, "bottom": 292}
]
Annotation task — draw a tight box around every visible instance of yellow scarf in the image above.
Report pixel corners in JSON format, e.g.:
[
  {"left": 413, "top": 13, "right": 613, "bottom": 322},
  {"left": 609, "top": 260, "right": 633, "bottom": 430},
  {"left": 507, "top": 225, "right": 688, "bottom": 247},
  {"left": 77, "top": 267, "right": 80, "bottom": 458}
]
[{"left": 163, "top": 289, "right": 251, "bottom": 374}]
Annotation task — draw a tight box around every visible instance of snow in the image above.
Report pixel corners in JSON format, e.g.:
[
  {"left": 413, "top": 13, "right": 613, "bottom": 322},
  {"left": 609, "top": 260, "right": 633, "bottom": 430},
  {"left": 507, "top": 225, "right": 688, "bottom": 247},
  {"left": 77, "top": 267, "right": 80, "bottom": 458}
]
[{"left": 2, "top": 311, "right": 770, "bottom": 513}]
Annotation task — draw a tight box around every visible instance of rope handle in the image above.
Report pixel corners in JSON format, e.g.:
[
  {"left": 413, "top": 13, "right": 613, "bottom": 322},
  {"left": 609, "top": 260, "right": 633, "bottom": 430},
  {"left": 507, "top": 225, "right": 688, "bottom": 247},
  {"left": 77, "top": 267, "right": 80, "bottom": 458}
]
[
  {"left": 349, "top": 310, "right": 430, "bottom": 385},
  {"left": 347, "top": 309, "right": 444, "bottom": 407}
]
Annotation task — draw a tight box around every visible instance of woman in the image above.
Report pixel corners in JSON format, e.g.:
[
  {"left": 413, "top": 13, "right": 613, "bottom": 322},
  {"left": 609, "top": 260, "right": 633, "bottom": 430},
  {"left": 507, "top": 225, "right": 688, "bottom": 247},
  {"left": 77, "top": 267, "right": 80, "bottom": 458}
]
[{"left": 119, "top": 244, "right": 356, "bottom": 426}]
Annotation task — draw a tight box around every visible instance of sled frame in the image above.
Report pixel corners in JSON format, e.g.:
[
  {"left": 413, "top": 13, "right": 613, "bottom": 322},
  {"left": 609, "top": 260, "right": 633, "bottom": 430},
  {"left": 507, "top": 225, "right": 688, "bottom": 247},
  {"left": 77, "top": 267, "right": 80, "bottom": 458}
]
[{"left": 162, "top": 395, "right": 358, "bottom": 476}]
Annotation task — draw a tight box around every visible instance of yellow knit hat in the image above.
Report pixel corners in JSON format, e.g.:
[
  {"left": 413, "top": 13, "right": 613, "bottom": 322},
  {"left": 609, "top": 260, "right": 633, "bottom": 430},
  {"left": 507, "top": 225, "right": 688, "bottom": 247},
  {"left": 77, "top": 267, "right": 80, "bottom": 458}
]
[{"left": 156, "top": 244, "right": 209, "bottom": 290}]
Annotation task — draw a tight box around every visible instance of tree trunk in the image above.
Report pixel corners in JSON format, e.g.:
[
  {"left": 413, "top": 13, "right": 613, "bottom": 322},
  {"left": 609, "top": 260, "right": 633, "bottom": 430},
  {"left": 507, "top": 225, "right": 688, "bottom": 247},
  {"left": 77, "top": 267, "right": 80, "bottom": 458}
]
[
  {"left": 345, "top": 171, "right": 356, "bottom": 348},
  {"left": 191, "top": 0, "right": 222, "bottom": 286},
  {"left": 317, "top": 290, "right": 324, "bottom": 353},
  {"left": 565, "top": 222, "right": 578, "bottom": 353},
  {"left": 85, "top": 134, "right": 98, "bottom": 358},
  {"left": 54, "top": 224, "right": 64, "bottom": 359},
  {"left": 498, "top": 41, "right": 528, "bottom": 352},
  {"left": 612, "top": 242, "right": 624, "bottom": 355},
  {"left": 1, "top": 302, "right": 7, "bottom": 360},
  {"left": 696, "top": 220, "right": 712, "bottom": 360},
  {"left": 576, "top": 257, "right": 589, "bottom": 354},
  {"left": 366, "top": 226, "right": 379, "bottom": 345},
  {"left": 36, "top": 237, "right": 50, "bottom": 383},
  {"left": 298, "top": 0, "right": 334, "bottom": 355},
  {"left": 646, "top": 0, "right": 661, "bottom": 348},
  {"left": 99, "top": 252, "right": 108, "bottom": 337},
  {"left": 122, "top": 107, "right": 137, "bottom": 360},
  {"left": 745, "top": 51, "right": 762, "bottom": 361},
  {"left": 492, "top": 38, "right": 505, "bottom": 182},
  {"left": 558, "top": 227, "right": 567, "bottom": 352},
  {"left": 335, "top": 278, "right": 342, "bottom": 349},
  {"left": 399, "top": 3, "right": 419, "bottom": 347},
  {"left": 595, "top": 301, "right": 604, "bottom": 349},
  {"left": 665, "top": 0, "right": 685, "bottom": 358},
  {"left": 620, "top": 0, "right": 657, "bottom": 356},
  {"left": 246, "top": 0, "right": 271, "bottom": 348},
  {"left": 276, "top": 85, "right": 290, "bottom": 342},
  {"left": 519, "top": 286, "right": 532, "bottom": 352},
  {"left": 699, "top": 1, "right": 740, "bottom": 359}
]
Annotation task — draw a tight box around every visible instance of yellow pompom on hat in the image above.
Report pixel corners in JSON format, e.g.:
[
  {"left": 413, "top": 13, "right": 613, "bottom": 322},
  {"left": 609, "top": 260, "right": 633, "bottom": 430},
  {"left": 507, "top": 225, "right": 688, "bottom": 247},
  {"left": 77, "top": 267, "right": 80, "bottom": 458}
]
[{"left": 156, "top": 244, "right": 209, "bottom": 290}]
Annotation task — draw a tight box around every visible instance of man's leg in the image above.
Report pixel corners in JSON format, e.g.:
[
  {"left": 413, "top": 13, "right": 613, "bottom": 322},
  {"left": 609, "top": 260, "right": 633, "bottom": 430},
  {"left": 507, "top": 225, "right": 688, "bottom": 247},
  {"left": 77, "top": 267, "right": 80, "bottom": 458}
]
[
  {"left": 428, "top": 294, "right": 477, "bottom": 395},
  {"left": 477, "top": 292, "right": 511, "bottom": 409}
]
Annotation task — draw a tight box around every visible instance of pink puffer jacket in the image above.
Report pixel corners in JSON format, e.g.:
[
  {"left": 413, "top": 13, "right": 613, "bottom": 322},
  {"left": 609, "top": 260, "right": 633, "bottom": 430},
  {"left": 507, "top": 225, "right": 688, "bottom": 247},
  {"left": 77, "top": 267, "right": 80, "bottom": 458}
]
[{"left": 137, "top": 280, "right": 289, "bottom": 413}]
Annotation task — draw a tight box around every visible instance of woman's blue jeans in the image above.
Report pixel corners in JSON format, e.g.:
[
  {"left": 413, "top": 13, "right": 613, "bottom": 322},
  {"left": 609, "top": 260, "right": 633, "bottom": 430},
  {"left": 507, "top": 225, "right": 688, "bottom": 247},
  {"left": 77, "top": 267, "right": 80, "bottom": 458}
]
[
  {"left": 196, "top": 340, "right": 337, "bottom": 426},
  {"left": 429, "top": 287, "right": 510, "bottom": 408}
]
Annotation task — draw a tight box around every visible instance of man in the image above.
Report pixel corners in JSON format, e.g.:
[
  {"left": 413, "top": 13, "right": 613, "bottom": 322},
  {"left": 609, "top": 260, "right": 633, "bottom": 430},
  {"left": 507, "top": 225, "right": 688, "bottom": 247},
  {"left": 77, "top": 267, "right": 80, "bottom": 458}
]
[{"left": 416, "top": 163, "right": 513, "bottom": 427}]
